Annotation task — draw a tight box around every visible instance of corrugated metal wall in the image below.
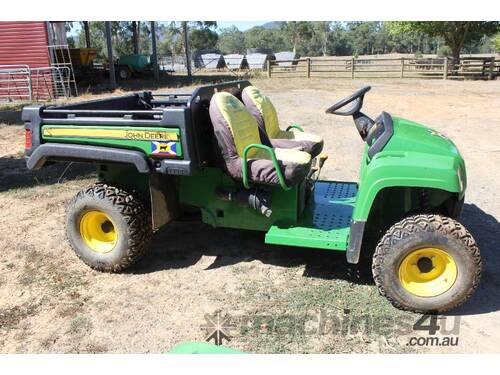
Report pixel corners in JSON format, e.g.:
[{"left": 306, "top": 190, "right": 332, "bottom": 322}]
[
  {"left": 0, "top": 21, "right": 53, "bottom": 101},
  {"left": 0, "top": 21, "right": 51, "bottom": 68}
]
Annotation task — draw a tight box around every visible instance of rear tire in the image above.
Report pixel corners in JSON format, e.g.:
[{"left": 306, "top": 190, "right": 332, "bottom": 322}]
[
  {"left": 372, "top": 214, "right": 481, "bottom": 313},
  {"left": 66, "top": 183, "right": 152, "bottom": 272},
  {"left": 117, "top": 66, "right": 131, "bottom": 80}
]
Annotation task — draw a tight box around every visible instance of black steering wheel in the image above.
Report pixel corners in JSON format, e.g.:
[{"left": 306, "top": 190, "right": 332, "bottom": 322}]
[{"left": 325, "top": 86, "right": 371, "bottom": 116}]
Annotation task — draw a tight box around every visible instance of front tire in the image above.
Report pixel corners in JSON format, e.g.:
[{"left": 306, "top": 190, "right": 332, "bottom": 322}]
[
  {"left": 66, "top": 183, "right": 152, "bottom": 272},
  {"left": 372, "top": 214, "right": 481, "bottom": 313}
]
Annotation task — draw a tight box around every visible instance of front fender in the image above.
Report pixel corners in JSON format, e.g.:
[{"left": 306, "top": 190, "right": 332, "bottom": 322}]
[{"left": 352, "top": 151, "right": 465, "bottom": 221}]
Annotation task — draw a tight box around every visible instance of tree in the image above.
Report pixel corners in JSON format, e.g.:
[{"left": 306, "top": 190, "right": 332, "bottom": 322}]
[
  {"left": 189, "top": 27, "right": 218, "bottom": 51},
  {"left": 494, "top": 34, "right": 500, "bottom": 52},
  {"left": 328, "top": 22, "right": 351, "bottom": 56},
  {"left": 217, "top": 26, "right": 246, "bottom": 54},
  {"left": 244, "top": 27, "right": 290, "bottom": 52},
  {"left": 282, "top": 22, "right": 313, "bottom": 54},
  {"left": 387, "top": 22, "right": 499, "bottom": 66},
  {"left": 345, "top": 22, "right": 380, "bottom": 55},
  {"left": 309, "top": 22, "right": 331, "bottom": 56},
  {"left": 165, "top": 21, "right": 218, "bottom": 53}
]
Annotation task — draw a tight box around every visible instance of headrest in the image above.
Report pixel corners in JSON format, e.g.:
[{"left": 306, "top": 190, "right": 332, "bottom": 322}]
[{"left": 241, "top": 86, "right": 280, "bottom": 138}]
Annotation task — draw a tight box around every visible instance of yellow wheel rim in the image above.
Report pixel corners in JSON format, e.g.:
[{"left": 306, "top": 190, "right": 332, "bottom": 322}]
[
  {"left": 398, "top": 247, "right": 458, "bottom": 297},
  {"left": 79, "top": 210, "right": 117, "bottom": 253}
]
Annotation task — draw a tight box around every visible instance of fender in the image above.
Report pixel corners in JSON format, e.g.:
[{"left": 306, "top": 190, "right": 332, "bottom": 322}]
[
  {"left": 352, "top": 150, "right": 465, "bottom": 222},
  {"left": 26, "top": 143, "right": 151, "bottom": 173}
]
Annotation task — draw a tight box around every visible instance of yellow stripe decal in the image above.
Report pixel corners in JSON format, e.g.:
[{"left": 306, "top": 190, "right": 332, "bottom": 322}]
[{"left": 42, "top": 127, "right": 179, "bottom": 141}]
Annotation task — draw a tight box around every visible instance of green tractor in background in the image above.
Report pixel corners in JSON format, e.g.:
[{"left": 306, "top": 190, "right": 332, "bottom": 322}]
[{"left": 23, "top": 81, "right": 481, "bottom": 313}]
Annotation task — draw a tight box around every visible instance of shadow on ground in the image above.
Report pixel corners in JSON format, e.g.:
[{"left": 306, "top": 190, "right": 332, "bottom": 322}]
[
  {"left": 0, "top": 156, "right": 95, "bottom": 192},
  {"left": 131, "top": 203, "right": 500, "bottom": 314},
  {"left": 130, "top": 218, "right": 375, "bottom": 285},
  {"left": 448, "top": 203, "right": 500, "bottom": 316}
]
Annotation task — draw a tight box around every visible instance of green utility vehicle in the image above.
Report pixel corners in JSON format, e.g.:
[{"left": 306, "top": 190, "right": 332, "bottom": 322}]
[{"left": 23, "top": 81, "right": 480, "bottom": 313}]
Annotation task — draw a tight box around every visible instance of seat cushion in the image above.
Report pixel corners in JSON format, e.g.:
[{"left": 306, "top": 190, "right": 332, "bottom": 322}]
[
  {"left": 241, "top": 86, "right": 324, "bottom": 157},
  {"left": 209, "top": 92, "right": 311, "bottom": 187},
  {"left": 247, "top": 148, "right": 311, "bottom": 186},
  {"left": 270, "top": 131, "right": 324, "bottom": 158}
]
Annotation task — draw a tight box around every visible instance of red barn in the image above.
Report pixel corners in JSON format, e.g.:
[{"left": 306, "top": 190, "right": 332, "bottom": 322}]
[{"left": 0, "top": 21, "right": 55, "bottom": 101}]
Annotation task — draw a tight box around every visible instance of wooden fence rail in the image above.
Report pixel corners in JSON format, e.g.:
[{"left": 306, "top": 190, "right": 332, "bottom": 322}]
[{"left": 268, "top": 56, "right": 498, "bottom": 80}]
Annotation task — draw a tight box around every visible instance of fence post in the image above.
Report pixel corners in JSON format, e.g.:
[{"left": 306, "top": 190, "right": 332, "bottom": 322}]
[
  {"left": 267, "top": 59, "right": 271, "bottom": 78},
  {"left": 443, "top": 58, "right": 448, "bottom": 80},
  {"left": 351, "top": 57, "right": 355, "bottom": 79},
  {"left": 27, "top": 68, "right": 32, "bottom": 102},
  {"left": 307, "top": 58, "right": 311, "bottom": 78},
  {"left": 489, "top": 57, "right": 495, "bottom": 80},
  {"left": 400, "top": 58, "right": 404, "bottom": 78}
]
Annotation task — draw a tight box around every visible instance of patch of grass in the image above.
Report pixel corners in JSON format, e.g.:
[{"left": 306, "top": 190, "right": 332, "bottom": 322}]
[
  {"left": 235, "top": 278, "right": 418, "bottom": 353},
  {"left": 18, "top": 246, "right": 89, "bottom": 296},
  {"left": 0, "top": 302, "right": 40, "bottom": 331},
  {"left": 68, "top": 315, "right": 92, "bottom": 334}
]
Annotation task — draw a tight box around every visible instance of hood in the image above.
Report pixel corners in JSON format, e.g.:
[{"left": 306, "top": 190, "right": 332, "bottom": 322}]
[
  {"left": 388, "top": 117, "right": 461, "bottom": 158},
  {"left": 385, "top": 117, "right": 467, "bottom": 192}
]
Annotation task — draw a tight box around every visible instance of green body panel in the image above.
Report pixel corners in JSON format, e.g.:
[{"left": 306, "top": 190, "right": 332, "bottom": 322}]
[
  {"left": 50, "top": 115, "right": 466, "bottom": 254},
  {"left": 352, "top": 117, "right": 466, "bottom": 221},
  {"left": 169, "top": 342, "right": 244, "bottom": 354},
  {"left": 41, "top": 125, "right": 183, "bottom": 158},
  {"left": 265, "top": 181, "right": 357, "bottom": 251},
  {"left": 179, "top": 167, "right": 305, "bottom": 231}
]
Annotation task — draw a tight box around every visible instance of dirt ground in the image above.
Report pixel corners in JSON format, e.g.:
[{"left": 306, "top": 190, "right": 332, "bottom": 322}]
[{"left": 0, "top": 77, "right": 499, "bottom": 353}]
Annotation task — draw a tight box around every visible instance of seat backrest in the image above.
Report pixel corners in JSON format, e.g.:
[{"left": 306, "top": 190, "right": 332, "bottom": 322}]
[
  {"left": 241, "top": 86, "right": 281, "bottom": 138},
  {"left": 209, "top": 92, "right": 262, "bottom": 159}
]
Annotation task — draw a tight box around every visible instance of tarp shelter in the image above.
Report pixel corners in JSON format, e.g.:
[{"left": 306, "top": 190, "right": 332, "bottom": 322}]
[
  {"left": 223, "top": 54, "right": 247, "bottom": 70},
  {"left": 275, "top": 51, "right": 298, "bottom": 67},
  {"left": 200, "top": 53, "right": 225, "bottom": 69},
  {"left": 192, "top": 48, "right": 220, "bottom": 68},
  {"left": 246, "top": 53, "right": 270, "bottom": 69}
]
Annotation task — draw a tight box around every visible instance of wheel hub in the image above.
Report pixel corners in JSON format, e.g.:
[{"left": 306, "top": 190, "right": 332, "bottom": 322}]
[
  {"left": 398, "top": 247, "right": 458, "bottom": 297},
  {"left": 79, "top": 210, "right": 117, "bottom": 253}
]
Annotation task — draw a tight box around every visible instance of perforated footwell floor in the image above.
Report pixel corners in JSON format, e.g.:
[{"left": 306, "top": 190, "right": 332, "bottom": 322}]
[{"left": 265, "top": 181, "right": 357, "bottom": 250}]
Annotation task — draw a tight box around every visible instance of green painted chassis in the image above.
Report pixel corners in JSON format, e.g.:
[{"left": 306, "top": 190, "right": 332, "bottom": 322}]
[{"left": 96, "top": 115, "right": 466, "bottom": 263}]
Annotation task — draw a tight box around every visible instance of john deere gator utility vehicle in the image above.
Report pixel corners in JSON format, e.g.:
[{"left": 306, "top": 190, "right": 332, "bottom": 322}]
[{"left": 23, "top": 81, "right": 481, "bottom": 313}]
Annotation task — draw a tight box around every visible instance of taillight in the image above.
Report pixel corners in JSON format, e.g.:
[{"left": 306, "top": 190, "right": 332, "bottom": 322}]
[{"left": 25, "top": 128, "right": 32, "bottom": 150}]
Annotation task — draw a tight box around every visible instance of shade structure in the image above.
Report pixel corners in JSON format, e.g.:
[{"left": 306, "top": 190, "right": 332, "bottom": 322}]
[
  {"left": 223, "top": 54, "right": 247, "bottom": 69},
  {"left": 246, "top": 53, "right": 270, "bottom": 69},
  {"left": 275, "top": 51, "right": 298, "bottom": 67},
  {"left": 200, "top": 53, "right": 225, "bottom": 69},
  {"left": 192, "top": 48, "right": 220, "bottom": 68}
]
